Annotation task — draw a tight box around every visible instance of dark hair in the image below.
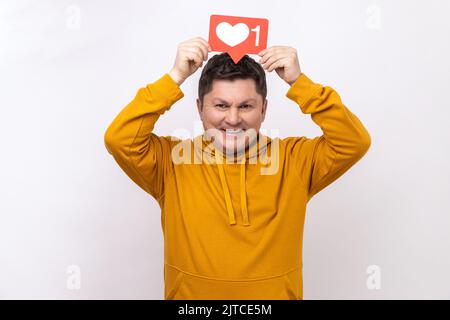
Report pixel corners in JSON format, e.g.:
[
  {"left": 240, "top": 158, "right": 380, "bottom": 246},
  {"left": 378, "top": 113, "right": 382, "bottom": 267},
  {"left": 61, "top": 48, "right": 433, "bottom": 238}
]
[{"left": 198, "top": 53, "right": 267, "bottom": 103}]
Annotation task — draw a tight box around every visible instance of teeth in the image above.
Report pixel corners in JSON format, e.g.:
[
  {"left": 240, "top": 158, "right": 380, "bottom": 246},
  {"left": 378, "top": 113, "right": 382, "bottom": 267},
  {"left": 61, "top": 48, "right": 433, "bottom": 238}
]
[{"left": 222, "top": 129, "right": 243, "bottom": 134}]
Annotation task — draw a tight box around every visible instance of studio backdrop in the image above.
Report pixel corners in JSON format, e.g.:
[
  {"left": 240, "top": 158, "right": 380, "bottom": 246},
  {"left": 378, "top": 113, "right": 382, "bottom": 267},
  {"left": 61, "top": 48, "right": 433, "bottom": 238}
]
[{"left": 1, "top": 0, "right": 449, "bottom": 299}]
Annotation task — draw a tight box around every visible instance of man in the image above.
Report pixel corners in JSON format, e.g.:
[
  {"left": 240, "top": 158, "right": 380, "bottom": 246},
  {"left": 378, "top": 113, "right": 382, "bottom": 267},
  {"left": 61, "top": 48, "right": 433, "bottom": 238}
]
[{"left": 104, "top": 37, "right": 371, "bottom": 300}]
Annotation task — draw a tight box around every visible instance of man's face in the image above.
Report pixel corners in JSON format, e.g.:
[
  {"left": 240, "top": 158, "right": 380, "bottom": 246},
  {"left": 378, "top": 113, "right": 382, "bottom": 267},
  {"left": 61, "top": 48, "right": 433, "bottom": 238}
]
[{"left": 196, "top": 78, "right": 267, "bottom": 155}]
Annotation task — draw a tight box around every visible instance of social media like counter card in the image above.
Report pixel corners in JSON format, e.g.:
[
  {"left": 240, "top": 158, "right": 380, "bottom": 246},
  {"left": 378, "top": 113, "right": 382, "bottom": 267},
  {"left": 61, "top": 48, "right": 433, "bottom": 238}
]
[{"left": 208, "top": 14, "right": 269, "bottom": 63}]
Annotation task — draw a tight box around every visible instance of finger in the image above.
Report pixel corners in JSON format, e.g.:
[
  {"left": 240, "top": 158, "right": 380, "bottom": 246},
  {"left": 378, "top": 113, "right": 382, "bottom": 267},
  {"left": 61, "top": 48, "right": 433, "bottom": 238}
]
[
  {"left": 258, "top": 47, "right": 275, "bottom": 58},
  {"left": 267, "top": 57, "right": 290, "bottom": 72},
  {"left": 270, "top": 46, "right": 291, "bottom": 52},
  {"left": 194, "top": 37, "right": 212, "bottom": 51},
  {"left": 265, "top": 55, "right": 288, "bottom": 72},
  {"left": 263, "top": 49, "right": 298, "bottom": 68},
  {"left": 258, "top": 45, "right": 285, "bottom": 57},
  {"left": 188, "top": 42, "right": 209, "bottom": 60},
  {"left": 186, "top": 39, "right": 209, "bottom": 52},
  {"left": 183, "top": 41, "right": 209, "bottom": 60},
  {"left": 260, "top": 46, "right": 294, "bottom": 59},
  {"left": 258, "top": 52, "right": 270, "bottom": 64},
  {"left": 188, "top": 53, "right": 203, "bottom": 68},
  {"left": 259, "top": 49, "right": 277, "bottom": 64},
  {"left": 184, "top": 46, "right": 207, "bottom": 62},
  {"left": 187, "top": 37, "right": 212, "bottom": 53},
  {"left": 260, "top": 51, "right": 280, "bottom": 65},
  {"left": 262, "top": 53, "right": 285, "bottom": 69},
  {"left": 259, "top": 47, "right": 286, "bottom": 64},
  {"left": 183, "top": 49, "right": 203, "bottom": 65},
  {"left": 195, "top": 41, "right": 211, "bottom": 60}
]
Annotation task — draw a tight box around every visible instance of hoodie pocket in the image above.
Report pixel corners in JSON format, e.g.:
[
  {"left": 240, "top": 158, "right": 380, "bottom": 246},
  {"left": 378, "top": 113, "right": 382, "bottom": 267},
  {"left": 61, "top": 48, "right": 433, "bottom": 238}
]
[
  {"left": 165, "top": 264, "right": 185, "bottom": 300},
  {"left": 282, "top": 264, "right": 303, "bottom": 300},
  {"left": 164, "top": 263, "right": 302, "bottom": 300}
]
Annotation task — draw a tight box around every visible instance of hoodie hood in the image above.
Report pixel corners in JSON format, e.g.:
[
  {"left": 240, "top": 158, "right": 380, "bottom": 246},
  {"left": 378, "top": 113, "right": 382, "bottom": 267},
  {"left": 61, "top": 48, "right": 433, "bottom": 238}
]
[{"left": 193, "top": 133, "right": 272, "bottom": 227}]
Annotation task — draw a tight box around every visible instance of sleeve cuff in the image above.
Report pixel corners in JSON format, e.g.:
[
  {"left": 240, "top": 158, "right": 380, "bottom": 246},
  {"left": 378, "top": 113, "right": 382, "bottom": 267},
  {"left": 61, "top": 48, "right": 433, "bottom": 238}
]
[
  {"left": 146, "top": 73, "right": 185, "bottom": 107},
  {"left": 286, "top": 73, "right": 323, "bottom": 110}
]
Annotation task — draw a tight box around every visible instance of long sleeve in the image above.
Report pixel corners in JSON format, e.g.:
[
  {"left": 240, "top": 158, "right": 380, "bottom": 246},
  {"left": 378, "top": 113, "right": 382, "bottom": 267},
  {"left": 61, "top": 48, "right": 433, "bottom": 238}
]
[
  {"left": 285, "top": 73, "right": 371, "bottom": 201},
  {"left": 104, "top": 73, "right": 184, "bottom": 201}
]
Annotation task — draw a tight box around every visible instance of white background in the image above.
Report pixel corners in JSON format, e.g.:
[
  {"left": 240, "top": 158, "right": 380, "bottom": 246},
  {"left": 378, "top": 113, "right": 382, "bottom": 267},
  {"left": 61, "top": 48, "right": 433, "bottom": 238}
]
[{"left": 1, "top": 0, "right": 449, "bottom": 299}]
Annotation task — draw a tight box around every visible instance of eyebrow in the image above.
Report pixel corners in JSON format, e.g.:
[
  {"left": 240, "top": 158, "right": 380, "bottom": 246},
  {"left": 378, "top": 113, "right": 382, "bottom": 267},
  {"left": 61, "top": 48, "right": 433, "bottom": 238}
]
[{"left": 212, "top": 98, "right": 257, "bottom": 105}]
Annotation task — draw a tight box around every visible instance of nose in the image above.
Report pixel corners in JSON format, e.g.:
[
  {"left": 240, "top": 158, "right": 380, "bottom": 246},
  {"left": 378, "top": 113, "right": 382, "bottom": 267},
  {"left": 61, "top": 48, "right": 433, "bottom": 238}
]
[{"left": 224, "top": 107, "right": 242, "bottom": 126}]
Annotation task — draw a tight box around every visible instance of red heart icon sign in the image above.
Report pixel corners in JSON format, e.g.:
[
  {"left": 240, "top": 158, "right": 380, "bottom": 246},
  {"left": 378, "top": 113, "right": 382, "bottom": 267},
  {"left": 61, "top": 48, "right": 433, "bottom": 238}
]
[{"left": 208, "top": 14, "right": 269, "bottom": 63}]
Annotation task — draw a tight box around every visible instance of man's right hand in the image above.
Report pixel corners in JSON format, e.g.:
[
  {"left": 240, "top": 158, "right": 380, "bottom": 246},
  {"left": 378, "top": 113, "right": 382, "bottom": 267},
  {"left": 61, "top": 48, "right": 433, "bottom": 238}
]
[{"left": 168, "top": 37, "right": 212, "bottom": 86}]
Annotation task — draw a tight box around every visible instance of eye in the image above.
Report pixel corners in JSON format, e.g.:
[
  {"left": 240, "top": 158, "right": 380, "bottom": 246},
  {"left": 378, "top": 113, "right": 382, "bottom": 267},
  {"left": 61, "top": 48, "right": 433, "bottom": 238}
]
[
  {"left": 240, "top": 104, "right": 252, "bottom": 109},
  {"left": 215, "top": 104, "right": 228, "bottom": 109}
]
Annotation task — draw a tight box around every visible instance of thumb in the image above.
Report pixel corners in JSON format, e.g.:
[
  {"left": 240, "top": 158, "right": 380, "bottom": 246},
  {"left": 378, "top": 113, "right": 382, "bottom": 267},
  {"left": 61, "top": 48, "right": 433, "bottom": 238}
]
[{"left": 195, "top": 60, "right": 203, "bottom": 68}]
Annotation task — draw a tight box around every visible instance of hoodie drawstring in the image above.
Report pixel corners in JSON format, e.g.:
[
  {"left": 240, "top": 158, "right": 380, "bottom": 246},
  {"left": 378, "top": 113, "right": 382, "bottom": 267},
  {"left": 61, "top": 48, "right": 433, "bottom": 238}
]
[
  {"left": 215, "top": 151, "right": 250, "bottom": 226},
  {"left": 239, "top": 156, "right": 250, "bottom": 226}
]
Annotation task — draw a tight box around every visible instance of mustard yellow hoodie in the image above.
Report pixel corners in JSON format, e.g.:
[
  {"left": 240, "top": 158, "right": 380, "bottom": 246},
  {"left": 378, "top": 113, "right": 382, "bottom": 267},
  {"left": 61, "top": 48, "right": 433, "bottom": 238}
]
[{"left": 104, "top": 73, "right": 371, "bottom": 300}]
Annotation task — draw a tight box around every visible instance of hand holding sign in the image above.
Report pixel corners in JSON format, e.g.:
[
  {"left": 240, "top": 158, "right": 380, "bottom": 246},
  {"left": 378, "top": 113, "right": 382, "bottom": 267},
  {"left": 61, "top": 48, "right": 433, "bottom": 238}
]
[
  {"left": 258, "top": 46, "right": 302, "bottom": 86},
  {"left": 168, "top": 37, "right": 212, "bottom": 85},
  {"left": 209, "top": 14, "right": 269, "bottom": 63}
]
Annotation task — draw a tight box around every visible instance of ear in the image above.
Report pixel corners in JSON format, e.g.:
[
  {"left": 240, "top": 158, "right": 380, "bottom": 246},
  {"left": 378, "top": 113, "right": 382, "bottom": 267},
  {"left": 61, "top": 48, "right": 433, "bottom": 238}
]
[
  {"left": 196, "top": 98, "right": 203, "bottom": 120},
  {"left": 261, "top": 98, "right": 268, "bottom": 122}
]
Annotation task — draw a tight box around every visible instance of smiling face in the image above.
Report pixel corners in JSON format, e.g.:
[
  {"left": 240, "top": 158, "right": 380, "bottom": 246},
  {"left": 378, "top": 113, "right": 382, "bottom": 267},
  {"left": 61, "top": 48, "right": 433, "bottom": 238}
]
[{"left": 196, "top": 78, "right": 268, "bottom": 155}]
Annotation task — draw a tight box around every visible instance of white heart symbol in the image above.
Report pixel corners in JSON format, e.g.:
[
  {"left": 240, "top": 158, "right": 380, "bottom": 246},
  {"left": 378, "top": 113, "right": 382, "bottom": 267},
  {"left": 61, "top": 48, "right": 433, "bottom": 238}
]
[{"left": 216, "top": 22, "right": 250, "bottom": 47}]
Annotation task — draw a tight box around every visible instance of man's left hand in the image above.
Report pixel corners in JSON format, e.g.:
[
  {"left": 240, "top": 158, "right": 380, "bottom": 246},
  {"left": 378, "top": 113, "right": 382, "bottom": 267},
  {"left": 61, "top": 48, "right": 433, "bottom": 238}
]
[{"left": 258, "top": 46, "right": 302, "bottom": 86}]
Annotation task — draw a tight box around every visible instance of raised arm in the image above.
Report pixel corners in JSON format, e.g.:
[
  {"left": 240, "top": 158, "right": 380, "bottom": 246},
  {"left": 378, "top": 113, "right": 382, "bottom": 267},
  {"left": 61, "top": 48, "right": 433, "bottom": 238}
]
[
  {"left": 285, "top": 74, "right": 371, "bottom": 200},
  {"left": 104, "top": 74, "right": 184, "bottom": 200},
  {"left": 258, "top": 45, "right": 371, "bottom": 200},
  {"left": 104, "top": 37, "right": 211, "bottom": 201}
]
